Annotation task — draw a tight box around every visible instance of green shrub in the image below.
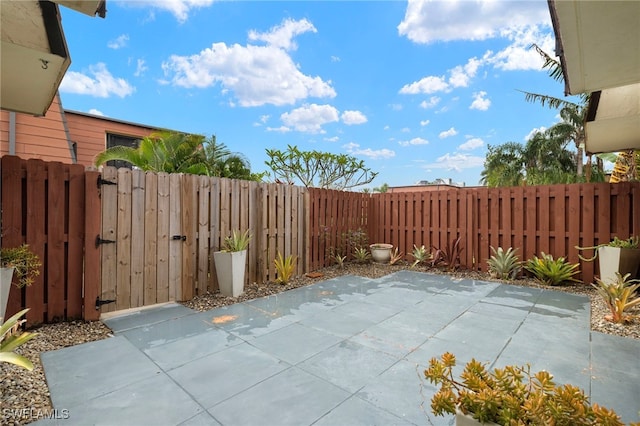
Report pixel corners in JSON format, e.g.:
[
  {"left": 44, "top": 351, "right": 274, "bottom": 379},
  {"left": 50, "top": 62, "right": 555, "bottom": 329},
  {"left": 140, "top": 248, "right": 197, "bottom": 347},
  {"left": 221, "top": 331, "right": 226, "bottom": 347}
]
[
  {"left": 424, "top": 352, "right": 625, "bottom": 425},
  {"left": 221, "top": 229, "right": 251, "bottom": 252},
  {"left": 353, "top": 247, "right": 371, "bottom": 263},
  {"left": 524, "top": 252, "right": 580, "bottom": 286},
  {"left": 411, "top": 245, "right": 431, "bottom": 268},
  {"left": 0, "top": 244, "right": 41, "bottom": 288},
  {"left": 487, "top": 246, "right": 521, "bottom": 280},
  {"left": 592, "top": 272, "right": 640, "bottom": 324}
]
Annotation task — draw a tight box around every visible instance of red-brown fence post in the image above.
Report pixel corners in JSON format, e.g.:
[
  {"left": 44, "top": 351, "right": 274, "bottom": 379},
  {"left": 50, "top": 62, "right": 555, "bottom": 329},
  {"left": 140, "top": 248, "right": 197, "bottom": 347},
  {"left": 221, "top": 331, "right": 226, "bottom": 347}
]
[{"left": 83, "top": 170, "right": 102, "bottom": 321}]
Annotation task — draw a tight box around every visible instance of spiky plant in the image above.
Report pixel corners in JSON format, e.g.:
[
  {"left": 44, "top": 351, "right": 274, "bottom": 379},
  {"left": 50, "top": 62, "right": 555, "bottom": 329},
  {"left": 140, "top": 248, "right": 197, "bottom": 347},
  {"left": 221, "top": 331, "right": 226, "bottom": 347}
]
[
  {"left": 524, "top": 252, "right": 581, "bottom": 286},
  {"left": 592, "top": 272, "right": 640, "bottom": 323},
  {"left": 389, "top": 247, "right": 403, "bottom": 265},
  {"left": 353, "top": 247, "right": 371, "bottom": 264},
  {"left": 411, "top": 245, "right": 431, "bottom": 268},
  {"left": 487, "top": 246, "right": 521, "bottom": 280},
  {"left": 273, "top": 252, "right": 297, "bottom": 285},
  {"left": 1, "top": 309, "right": 37, "bottom": 370}
]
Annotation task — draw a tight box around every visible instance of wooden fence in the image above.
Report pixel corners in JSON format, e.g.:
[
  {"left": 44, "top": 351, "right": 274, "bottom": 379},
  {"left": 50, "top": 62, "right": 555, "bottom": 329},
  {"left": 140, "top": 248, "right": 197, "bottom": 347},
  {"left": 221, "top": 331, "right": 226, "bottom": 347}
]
[
  {"left": 2, "top": 154, "right": 639, "bottom": 323},
  {"left": 1, "top": 156, "right": 101, "bottom": 324},
  {"left": 367, "top": 183, "right": 640, "bottom": 285},
  {"left": 97, "top": 167, "right": 308, "bottom": 313}
]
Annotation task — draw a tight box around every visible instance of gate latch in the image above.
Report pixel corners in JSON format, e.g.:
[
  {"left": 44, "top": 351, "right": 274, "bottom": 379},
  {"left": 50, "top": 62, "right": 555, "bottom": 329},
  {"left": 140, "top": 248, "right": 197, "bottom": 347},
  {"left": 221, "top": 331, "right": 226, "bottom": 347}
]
[
  {"left": 95, "top": 297, "right": 116, "bottom": 310},
  {"left": 172, "top": 235, "right": 187, "bottom": 241}
]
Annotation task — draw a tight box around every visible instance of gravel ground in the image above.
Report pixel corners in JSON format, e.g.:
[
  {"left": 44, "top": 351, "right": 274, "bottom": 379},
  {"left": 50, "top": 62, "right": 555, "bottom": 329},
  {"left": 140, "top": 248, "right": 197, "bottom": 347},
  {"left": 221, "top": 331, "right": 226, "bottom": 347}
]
[{"left": 2, "top": 262, "right": 638, "bottom": 425}]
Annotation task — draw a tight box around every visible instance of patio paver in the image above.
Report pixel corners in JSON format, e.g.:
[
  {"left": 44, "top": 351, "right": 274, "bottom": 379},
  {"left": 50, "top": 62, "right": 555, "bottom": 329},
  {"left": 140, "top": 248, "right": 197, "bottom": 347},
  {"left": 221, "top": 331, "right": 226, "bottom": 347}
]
[{"left": 36, "top": 272, "right": 640, "bottom": 425}]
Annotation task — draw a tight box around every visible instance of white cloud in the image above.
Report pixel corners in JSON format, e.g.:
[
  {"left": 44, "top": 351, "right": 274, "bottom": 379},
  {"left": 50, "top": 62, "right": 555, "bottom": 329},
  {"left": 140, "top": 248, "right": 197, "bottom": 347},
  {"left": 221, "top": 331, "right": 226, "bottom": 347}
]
[
  {"left": 344, "top": 143, "right": 395, "bottom": 160},
  {"left": 419, "top": 96, "right": 440, "bottom": 109},
  {"left": 88, "top": 108, "right": 104, "bottom": 116},
  {"left": 439, "top": 127, "right": 458, "bottom": 139},
  {"left": 253, "top": 114, "right": 270, "bottom": 127},
  {"left": 107, "top": 34, "right": 129, "bottom": 49},
  {"left": 60, "top": 63, "right": 135, "bottom": 98},
  {"left": 424, "top": 153, "right": 485, "bottom": 172},
  {"left": 248, "top": 18, "right": 316, "bottom": 51},
  {"left": 383, "top": 125, "right": 390, "bottom": 130},
  {"left": 470, "top": 91, "right": 491, "bottom": 111},
  {"left": 484, "top": 27, "right": 555, "bottom": 71},
  {"left": 459, "top": 137, "right": 484, "bottom": 151},
  {"left": 266, "top": 126, "right": 291, "bottom": 133},
  {"left": 525, "top": 126, "right": 547, "bottom": 141},
  {"left": 331, "top": 56, "right": 341, "bottom": 62},
  {"left": 134, "top": 59, "right": 148, "bottom": 77},
  {"left": 399, "top": 137, "right": 429, "bottom": 147},
  {"left": 162, "top": 19, "right": 335, "bottom": 107},
  {"left": 399, "top": 76, "right": 449, "bottom": 95},
  {"left": 420, "top": 119, "right": 430, "bottom": 126},
  {"left": 398, "top": 0, "right": 550, "bottom": 44},
  {"left": 389, "top": 103, "right": 403, "bottom": 111},
  {"left": 401, "top": 127, "right": 411, "bottom": 133},
  {"left": 324, "top": 136, "right": 339, "bottom": 142},
  {"left": 133, "top": 0, "right": 215, "bottom": 23},
  {"left": 280, "top": 104, "right": 339, "bottom": 133},
  {"left": 341, "top": 110, "right": 368, "bottom": 125}
]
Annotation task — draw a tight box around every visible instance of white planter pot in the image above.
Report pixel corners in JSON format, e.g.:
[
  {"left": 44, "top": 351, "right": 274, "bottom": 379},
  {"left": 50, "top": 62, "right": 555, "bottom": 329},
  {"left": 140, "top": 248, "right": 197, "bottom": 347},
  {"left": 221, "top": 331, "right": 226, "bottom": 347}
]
[
  {"left": 1, "top": 267, "right": 15, "bottom": 323},
  {"left": 455, "top": 409, "right": 499, "bottom": 426},
  {"left": 213, "top": 250, "right": 247, "bottom": 297},
  {"left": 370, "top": 243, "right": 393, "bottom": 263},
  {"left": 598, "top": 246, "right": 640, "bottom": 284}
]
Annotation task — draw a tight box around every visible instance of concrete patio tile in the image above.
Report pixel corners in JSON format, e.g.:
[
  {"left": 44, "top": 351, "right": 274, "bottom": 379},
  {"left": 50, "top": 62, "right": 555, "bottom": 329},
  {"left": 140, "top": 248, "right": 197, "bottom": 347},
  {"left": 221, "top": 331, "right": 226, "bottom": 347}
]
[
  {"left": 590, "top": 364, "right": 640, "bottom": 424},
  {"left": 433, "top": 311, "right": 521, "bottom": 349},
  {"left": 179, "top": 412, "right": 222, "bottom": 426},
  {"left": 144, "top": 327, "right": 243, "bottom": 371},
  {"left": 407, "top": 336, "right": 503, "bottom": 372},
  {"left": 59, "top": 374, "right": 204, "bottom": 426},
  {"left": 356, "top": 359, "right": 452, "bottom": 426},
  {"left": 439, "top": 278, "right": 501, "bottom": 298},
  {"left": 361, "top": 286, "right": 428, "bottom": 309},
  {"left": 382, "top": 307, "right": 451, "bottom": 337},
  {"left": 376, "top": 271, "right": 454, "bottom": 293},
  {"left": 299, "top": 309, "right": 377, "bottom": 338},
  {"left": 120, "top": 312, "right": 216, "bottom": 350},
  {"left": 409, "top": 292, "right": 479, "bottom": 318},
  {"left": 41, "top": 335, "right": 161, "bottom": 408},
  {"left": 311, "top": 275, "right": 384, "bottom": 297},
  {"left": 533, "top": 289, "right": 590, "bottom": 324},
  {"left": 208, "top": 367, "right": 350, "bottom": 426},
  {"left": 591, "top": 331, "right": 640, "bottom": 376},
  {"left": 313, "top": 395, "right": 414, "bottom": 426},
  {"left": 297, "top": 340, "right": 399, "bottom": 393},
  {"left": 329, "top": 300, "right": 402, "bottom": 323},
  {"left": 198, "top": 302, "right": 295, "bottom": 339},
  {"left": 467, "top": 300, "right": 531, "bottom": 321},
  {"left": 249, "top": 322, "right": 343, "bottom": 364},
  {"left": 102, "top": 303, "right": 195, "bottom": 332},
  {"left": 168, "top": 342, "right": 289, "bottom": 409},
  {"left": 350, "top": 318, "right": 431, "bottom": 359},
  {"left": 242, "top": 287, "right": 344, "bottom": 322},
  {"left": 481, "top": 285, "right": 542, "bottom": 308}
]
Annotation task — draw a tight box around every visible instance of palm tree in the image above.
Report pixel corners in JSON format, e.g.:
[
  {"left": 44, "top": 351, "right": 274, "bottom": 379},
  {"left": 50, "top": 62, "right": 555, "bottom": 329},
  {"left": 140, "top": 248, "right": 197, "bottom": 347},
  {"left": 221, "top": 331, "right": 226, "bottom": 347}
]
[
  {"left": 201, "top": 136, "right": 264, "bottom": 181},
  {"left": 94, "top": 131, "right": 209, "bottom": 175},
  {"left": 480, "top": 142, "right": 525, "bottom": 187},
  {"left": 522, "top": 130, "right": 576, "bottom": 185}
]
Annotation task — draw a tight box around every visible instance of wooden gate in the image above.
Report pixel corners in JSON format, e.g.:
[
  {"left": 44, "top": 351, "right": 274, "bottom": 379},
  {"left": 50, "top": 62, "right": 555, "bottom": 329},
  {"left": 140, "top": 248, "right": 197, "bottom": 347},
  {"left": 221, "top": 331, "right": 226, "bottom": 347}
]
[{"left": 97, "top": 167, "right": 198, "bottom": 313}]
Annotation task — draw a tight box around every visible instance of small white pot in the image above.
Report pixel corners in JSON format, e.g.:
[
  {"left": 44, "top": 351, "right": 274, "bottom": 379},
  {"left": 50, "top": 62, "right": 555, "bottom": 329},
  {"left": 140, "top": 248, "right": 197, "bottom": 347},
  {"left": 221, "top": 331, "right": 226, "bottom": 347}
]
[
  {"left": 1, "top": 267, "right": 15, "bottom": 323},
  {"left": 597, "top": 246, "right": 640, "bottom": 284},
  {"left": 370, "top": 243, "right": 393, "bottom": 263},
  {"left": 455, "top": 409, "right": 499, "bottom": 426},
  {"left": 213, "top": 250, "right": 247, "bottom": 297}
]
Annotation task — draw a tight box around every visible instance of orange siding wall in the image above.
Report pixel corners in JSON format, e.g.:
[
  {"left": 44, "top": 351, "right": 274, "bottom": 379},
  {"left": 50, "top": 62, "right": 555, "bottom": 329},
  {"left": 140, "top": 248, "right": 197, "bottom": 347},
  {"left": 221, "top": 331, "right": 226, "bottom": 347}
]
[
  {"left": 0, "top": 94, "right": 73, "bottom": 163},
  {"left": 65, "top": 112, "right": 156, "bottom": 167}
]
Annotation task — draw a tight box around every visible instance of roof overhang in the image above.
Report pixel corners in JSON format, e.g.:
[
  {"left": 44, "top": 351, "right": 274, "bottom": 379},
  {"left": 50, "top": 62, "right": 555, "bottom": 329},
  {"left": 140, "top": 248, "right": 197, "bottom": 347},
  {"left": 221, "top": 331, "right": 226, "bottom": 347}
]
[
  {"left": 548, "top": 0, "right": 640, "bottom": 153},
  {"left": 1, "top": 1, "right": 71, "bottom": 116},
  {"left": 51, "top": 0, "right": 106, "bottom": 18}
]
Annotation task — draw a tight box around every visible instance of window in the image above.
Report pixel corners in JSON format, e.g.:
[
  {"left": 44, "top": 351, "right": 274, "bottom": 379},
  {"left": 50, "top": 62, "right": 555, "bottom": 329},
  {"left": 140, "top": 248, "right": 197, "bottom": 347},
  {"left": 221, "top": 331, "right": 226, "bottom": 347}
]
[{"left": 106, "top": 133, "right": 140, "bottom": 169}]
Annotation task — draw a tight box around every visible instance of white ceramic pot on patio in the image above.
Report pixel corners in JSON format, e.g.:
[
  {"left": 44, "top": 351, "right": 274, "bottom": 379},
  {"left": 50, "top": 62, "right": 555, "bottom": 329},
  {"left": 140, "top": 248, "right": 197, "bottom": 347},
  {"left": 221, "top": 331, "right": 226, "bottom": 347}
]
[
  {"left": 370, "top": 243, "right": 393, "bottom": 263},
  {"left": 455, "top": 409, "right": 499, "bottom": 426},
  {"left": 1, "top": 267, "right": 15, "bottom": 322},
  {"left": 213, "top": 250, "right": 247, "bottom": 297},
  {"left": 598, "top": 246, "right": 640, "bottom": 284}
]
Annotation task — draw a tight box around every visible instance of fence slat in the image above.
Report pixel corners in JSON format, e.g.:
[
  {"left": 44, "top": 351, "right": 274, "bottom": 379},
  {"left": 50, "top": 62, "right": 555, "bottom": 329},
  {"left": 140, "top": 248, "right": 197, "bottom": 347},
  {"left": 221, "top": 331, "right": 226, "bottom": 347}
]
[
  {"left": 47, "top": 162, "right": 65, "bottom": 320},
  {"left": 116, "top": 168, "right": 132, "bottom": 310},
  {"left": 156, "top": 173, "right": 170, "bottom": 302},
  {"left": 84, "top": 170, "right": 102, "bottom": 321},
  {"left": 144, "top": 172, "right": 158, "bottom": 305},
  {"left": 100, "top": 166, "right": 118, "bottom": 313},
  {"left": 25, "top": 160, "right": 46, "bottom": 324},
  {"left": 197, "top": 176, "right": 210, "bottom": 295},
  {"left": 66, "top": 164, "right": 85, "bottom": 318},
  {"left": 168, "top": 173, "right": 182, "bottom": 301}
]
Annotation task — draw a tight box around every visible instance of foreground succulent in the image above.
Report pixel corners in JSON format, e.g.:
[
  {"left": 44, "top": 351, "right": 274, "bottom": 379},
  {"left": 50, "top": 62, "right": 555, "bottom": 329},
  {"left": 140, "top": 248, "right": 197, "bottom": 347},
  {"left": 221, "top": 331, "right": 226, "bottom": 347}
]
[{"left": 487, "top": 246, "right": 521, "bottom": 280}]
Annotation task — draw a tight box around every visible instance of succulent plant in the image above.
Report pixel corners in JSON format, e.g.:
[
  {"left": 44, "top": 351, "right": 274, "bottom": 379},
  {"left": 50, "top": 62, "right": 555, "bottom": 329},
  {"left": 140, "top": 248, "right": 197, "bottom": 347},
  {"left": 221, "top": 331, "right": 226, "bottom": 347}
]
[{"left": 487, "top": 246, "right": 521, "bottom": 280}]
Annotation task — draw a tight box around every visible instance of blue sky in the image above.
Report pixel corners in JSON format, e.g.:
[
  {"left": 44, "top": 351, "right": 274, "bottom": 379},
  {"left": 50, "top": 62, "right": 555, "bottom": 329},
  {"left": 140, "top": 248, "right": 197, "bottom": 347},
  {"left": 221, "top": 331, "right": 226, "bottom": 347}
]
[{"left": 58, "top": 0, "right": 581, "bottom": 188}]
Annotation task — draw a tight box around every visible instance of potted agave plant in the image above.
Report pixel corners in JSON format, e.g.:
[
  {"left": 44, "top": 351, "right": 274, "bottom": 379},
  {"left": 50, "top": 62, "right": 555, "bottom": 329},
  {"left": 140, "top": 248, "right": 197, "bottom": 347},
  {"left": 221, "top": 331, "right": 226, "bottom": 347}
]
[
  {"left": 576, "top": 236, "right": 640, "bottom": 284},
  {"left": 213, "top": 230, "right": 251, "bottom": 297},
  {"left": 424, "top": 352, "right": 625, "bottom": 425},
  {"left": 1, "top": 244, "right": 41, "bottom": 323}
]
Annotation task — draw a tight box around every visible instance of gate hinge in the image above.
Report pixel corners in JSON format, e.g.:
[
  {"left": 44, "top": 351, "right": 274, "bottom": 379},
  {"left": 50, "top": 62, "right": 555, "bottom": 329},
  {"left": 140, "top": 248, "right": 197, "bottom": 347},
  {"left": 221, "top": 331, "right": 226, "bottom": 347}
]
[
  {"left": 96, "top": 235, "right": 116, "bottom": 248},
  {"left": 95, "top": 297, "right": 116, "bottom": 310},
  {"left": 97, "top": 176, "right": 117, "bottom": 188}
]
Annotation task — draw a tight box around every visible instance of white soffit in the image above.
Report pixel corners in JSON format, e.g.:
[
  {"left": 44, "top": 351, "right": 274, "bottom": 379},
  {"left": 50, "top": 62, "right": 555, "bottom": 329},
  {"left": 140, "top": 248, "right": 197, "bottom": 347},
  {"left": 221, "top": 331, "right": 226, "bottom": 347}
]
[
  {"left": 585, "top": 83, "right": 640, "bottom": 153},
  {"left": 550, "top": 0, "right": 640, "bottom": 95},
  {"left": 51, "top": 1, "right": 106, "bottom": 18}
]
